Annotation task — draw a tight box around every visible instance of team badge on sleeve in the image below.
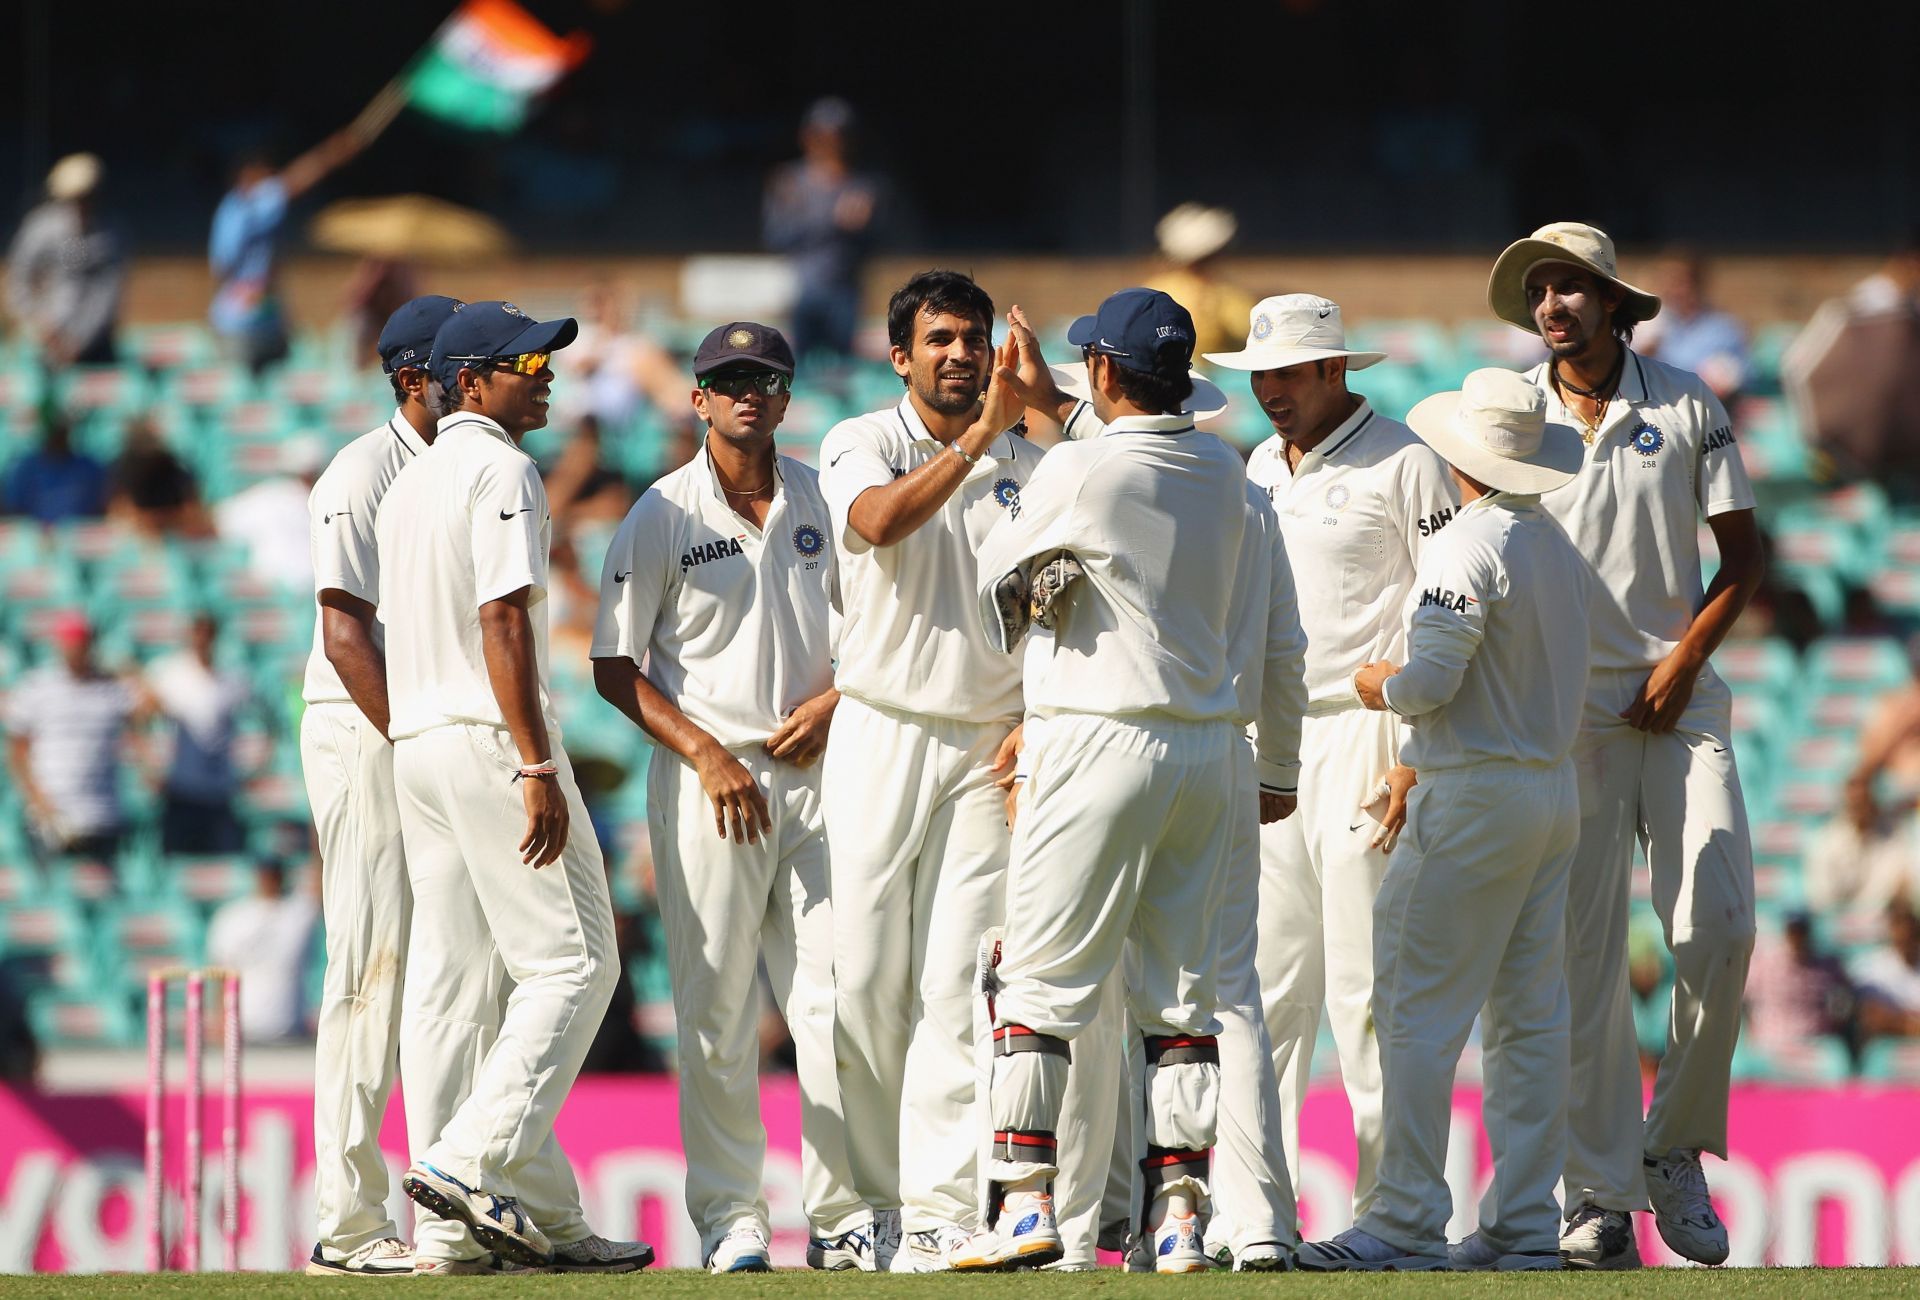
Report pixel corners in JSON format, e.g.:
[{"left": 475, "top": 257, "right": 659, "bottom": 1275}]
[
  {"left": 1630, "top": 423, "right": 1665, "bottom": 457},
  {"left": 992, "top": 478, "right": 1021, "bottom": 509},
  {"left": 792, "top": 523, "right": 826, "bottom": 558}
]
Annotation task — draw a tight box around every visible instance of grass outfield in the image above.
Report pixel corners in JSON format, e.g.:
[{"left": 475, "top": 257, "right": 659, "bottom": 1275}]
[{"left": 9, "top": 1273, "right": 1920, "bottom": 1299}]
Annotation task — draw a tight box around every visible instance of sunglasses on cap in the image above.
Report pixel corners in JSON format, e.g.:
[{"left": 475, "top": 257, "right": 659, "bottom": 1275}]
[{"left": 701, "top": 370, "right": 791, "bottom": 399}]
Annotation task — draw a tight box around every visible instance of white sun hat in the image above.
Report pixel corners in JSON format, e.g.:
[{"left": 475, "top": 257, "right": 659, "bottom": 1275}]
[
  {"left": 47, "top": 153, "right": 102, "bottom": 201},
  {"left": 1202, "top": 293, "right": 1386, "bottom": 373},
  {"left": 1156, "top": 203, "right": 1237, "bottom": 266},
  {"left": 1048, "top": 363, "right": 1229, "bottom": 421},
  {"left": 1405, "top": 368, "right": 1584, "bottom": 495},
  {"left": 1487, "top": 221, "right": 1661, "bottom": 334}
]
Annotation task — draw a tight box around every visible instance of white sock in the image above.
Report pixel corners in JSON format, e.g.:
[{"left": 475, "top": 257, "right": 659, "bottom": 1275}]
[
  {"left": 1151, "top": 1187, "right": 1196, "bottom": 1225},
  {"left": 1003, "top": 1173, "right": 1049, "bottom": 1204}
]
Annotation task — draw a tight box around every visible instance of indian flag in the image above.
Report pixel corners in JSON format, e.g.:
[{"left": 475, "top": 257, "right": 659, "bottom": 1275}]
[{"left": 404, "top": 0, "right": 590, "bottom": 133}]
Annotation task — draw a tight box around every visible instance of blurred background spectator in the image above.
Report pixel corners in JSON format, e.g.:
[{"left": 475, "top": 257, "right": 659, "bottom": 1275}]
[
  {"left": 562, "top": 286, "right": 692, "bottom": 441},
  {"left": 1628, "top": 917, "right": 1675, "bottom": 1076},
  {"left": 1851, "top": 897, "right": 1920, "bottom": 1043},
  {"left": 1746, "top": 911, "right": 1859, "bottom": 1061},
  {"left": 1639, "top": 249, "right": 1749, "bottom": 401},
  {"left": 145, "top": 613, "right": 251, "bottom": 855},
  {"left": 4, "top": 153, "right": 124, "bottom": 370},
  {"left": 205, "top": 859, "right": 319, "bottom": 1043},
  {"left": 545, "top": 416, "right": 634, "bottom": 527},
  {"left": 1147, "top": 204, "right": 1255, "bottom": 359},
  {"left": 3, "top": 414, "right": 108, "bottom": 525},
  {"left": 4, "top": 613, "right": 145, "bottom": 860},
  {"left": 107, "top": 418, "right": 209, "bottom": 537},
  {"left": 214, "top": 434, "right": 325, "bottom": 592},
  {"left": 763, "top": 97, "right": 879, "bottom": 365}
]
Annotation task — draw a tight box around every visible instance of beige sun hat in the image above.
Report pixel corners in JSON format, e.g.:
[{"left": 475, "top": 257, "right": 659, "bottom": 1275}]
[
  {"left": 1487, "top": 221, "right": 1662, "bottom": 334},
  {"left": 1202, "top": 293, "right": 1386, "bottom": 372},
  {"left": 47, "top": 153, "right": 102, "bottom": 201},
  {"left": 1405, "top": 368, "right": 1584, "bottom": 494},
  {"left": 1156, "top": 203, "right": 1236, "bottom": 266},
  {"left": 1048, "top": 362, "right": 1229, "bottom": 421}
]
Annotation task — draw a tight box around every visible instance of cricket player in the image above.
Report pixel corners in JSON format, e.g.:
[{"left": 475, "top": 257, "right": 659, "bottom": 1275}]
[
  {"left": 1489, "top": 223, "right": 1765, "bottom": 1268},
  {"left": 952, "top": 287, "right": 1295, "bottom": 1274},
  {"left": 590, "top": 322, "right": 869, "bottom": 1273},
  {"left": 1298, "top": 367, "right": 1592, "bottom": 1273},
  {"left": 302, "top": 295, "right": 459, "bottom": 1278},
  {"left": 817, "top": 270, "right": 1043, "bottom": 1271},
  {"left": 378, "top": 301, "right": 643, "bottom": 1273},
  {"left": 1202, "top": 294, "right": 1459, "bottom": 1220}
]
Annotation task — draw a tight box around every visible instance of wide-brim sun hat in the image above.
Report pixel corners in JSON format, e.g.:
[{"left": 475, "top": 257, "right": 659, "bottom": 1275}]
[
  {"left": 1405, "top": 368, "right": 1584, "bottom": 494},
  {"left": 1487, "top": 221, "right": 1662, "bottom": 334},
  {"left": 1156, "top": 203, "right": 1236, "bottom": 266},
  {"left": 47, "top": 153, "right": 102, "bottom": 201},
  {"left": 1203, "top": 293, "right": 1386, "bottom": 372},
  {"left": 1048, "top": 363, "right": 1229, "bottom": 422}
]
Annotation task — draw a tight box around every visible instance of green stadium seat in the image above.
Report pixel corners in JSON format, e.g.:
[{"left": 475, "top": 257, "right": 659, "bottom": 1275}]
[
  {"left": 1715, "top": 638, "right": 1796, "bottom": 699},
  {"left": 1750, "top": 818, "right": 1811, "bottom": 872},
  {"left": 0, "top": 899, "right": 95, "bottom": 967},
  {"left": 1807, "top": 638, "right": 1910, "bottom": 694},
  {"left": 99, "top": 899, "right": 205, "bottom": 974},
  {"left": 1734, "top": 1036, "right": 1851, "bottom": 1083},
  {"left": 26, "top": 988, "right": 136, "bottom": 1048},
  {"left": 1747, "top": 323, "right": 1803, "bottom": 396},
  {"left": 123, "top": 323, "right": 217, "bottom": 374},
  {"left": 165, "top": 856, "right": 260, "bottom": 909},
  {"left": 1859, "top": 1038, "right": 1920, "bottom": 1082},
  {"left": 41, "top": 854, "right": 119, "bottom": 906}
]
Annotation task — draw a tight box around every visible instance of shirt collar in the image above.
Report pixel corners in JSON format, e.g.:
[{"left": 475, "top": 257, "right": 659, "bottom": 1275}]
[
  {"left": 1469, "top": 489, "right": 1542, "bottom": 514},
  {"left": 698, "top": 438, "right": 784, "bottom": 508},
  {"left": 895, "top": 396, "right": 1014, "bottom": 460},
  {"left": 1101, "top": 410, "right": 1198, "bottom": 436},
  {"left": 436, "top": 411, "right": 517, "bottom": 450},
  {"left": 1305, "top": 398, "right": 1377, "bottom": 463},
  {"left": 388, "top": 408, "right": 430, "bottom": 458}
]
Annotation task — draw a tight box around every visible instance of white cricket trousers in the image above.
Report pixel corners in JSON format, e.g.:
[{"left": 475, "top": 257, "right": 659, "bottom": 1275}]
[
  {"left": 1565, "top": 667, "right": 1755, "bottom": 1214},
  {"left": 392, "top": 725, "right": 618, "bottom": 1220},
  {"left": 987, "top": 715, "right": 1233, "bottom": 1209},
  {"left": 302, "top": 703, "right": 410, "bottom": 1255},
  {"left": 1360, "top": 761, "right": 1577, "bottom": 1257},
  {"left": 649, "top": 746, "right": 866, "bottom": 1257},
  {"left": 1208, "top": 739, "right": 1298, "bottom": 1252},
  {"left": 822, "top": 694, "right": 1011, "bottom": 1233},
  {"left": 1257, "top": 706, "right": 1395, "bottom": 1217}
]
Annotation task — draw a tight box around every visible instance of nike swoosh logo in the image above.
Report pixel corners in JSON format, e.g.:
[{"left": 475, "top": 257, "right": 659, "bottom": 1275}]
[
  {"left": 1350, "top": 822, "right": 1366, "bottom": 832},
  {"left": 614, "top": 571, "right": 630, "bottom": 583},
  {"left": 1317, "top": 309, "right": 1332, "bottom": 319},
  {"left": 500, "top": 508, "right": 533, "bottom": 520},
  {"left": 829, "top": 451, "right": 849, "bottom": 468},
  {"left": 323, "top": 511, "right": 350, "bottom": 523},
  {"left": 1712, "top": 746, "right": 1728, "bottom": 753}
]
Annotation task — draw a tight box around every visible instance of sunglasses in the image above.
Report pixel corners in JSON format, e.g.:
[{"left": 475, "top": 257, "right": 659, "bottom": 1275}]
[
  {"left": 702, "top": 371, "right": 791, "bottom": 399},
  {"left": 492, "top": 350, "right": 551, "bottom": 376}
]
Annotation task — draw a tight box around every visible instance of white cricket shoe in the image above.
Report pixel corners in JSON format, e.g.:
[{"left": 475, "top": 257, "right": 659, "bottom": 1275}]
[
  {"left": 1449, "top": 1230, "right": 1564, "bottom": 1271},
  {"left": 946, "top": 1196, "right": 1062, "bottom": 1272},
  {"left": 1150, "top": 1211, "right": 1208, "bottom": 1273},
  {"left": 402, "top": 1162, "right": 551, "bottom": 1268},
  {"left": 707, "top": 1225, "right": 771, "bottom": 1273},
  {"left": 1296, "top": 1226, "right": 1446, "bottom": 1272},
  {"left": 412, "top": 1254, "right": 525, "bottom": 1276},
  {"left": 305, "top": 1237, "right": 413, "bottom": 1276},
  {"left": 807, "top": 1220, "right": 876, "bottom": 1271},
  {"left": 892, "top": 1224, "right": 971, "bottom": 1273},
  {"left": 549, "top": 1233, "right": 654, "bottom": 1273},
  {"left": 1234, "top": 1240, "right": 1297, "bottom": 1272},
  {"left": 871, "top": 1209, "right": 902, "bottom": 1272},
  {"left": 1560, "top": 1204, "right": 1641, "bottom": 1269},
  {"left": 1646, "top": 1149, "right": 1730, "bottom": 1265}
]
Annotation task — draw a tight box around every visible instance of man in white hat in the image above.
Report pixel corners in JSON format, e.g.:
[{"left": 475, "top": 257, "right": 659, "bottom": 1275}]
[
  {"left": 1202, "top": 293, "right": 1459, "bottom": 1224},
  {"left": 1297, "top": 368, "right": 1592, "bottom": 1273},
  {"left": 4, "top": 152, "right": 123, "bottom": 368},
  {"left": 1147, "top": 204, "right": 1253, "bottom": 358},
  {"left": 1488, "top": 222, "right": 1765, "bottom": 1269}
]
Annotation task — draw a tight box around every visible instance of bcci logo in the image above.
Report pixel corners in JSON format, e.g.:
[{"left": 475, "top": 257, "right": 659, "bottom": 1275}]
[
  {"left": 992, "top": 478, "right": 1021, "bottom": 509},
  {"left": 501, "top": 302, "right": 528, "bottom": 319},
  {"left": 727, "top": 328, "right": 755, "bottom": 349},
  {"left": 1325, "top": 483, "right": 1351, "bottom": 512},
  {"left": 1251, "top": 313, "right": 1273, "bottom": 341},
  {"left": 1630, "top": 423, "right": 1665, "bottom": 457},
  {"left": 792, "top": 524, "right": 825, "bottom": 558}
]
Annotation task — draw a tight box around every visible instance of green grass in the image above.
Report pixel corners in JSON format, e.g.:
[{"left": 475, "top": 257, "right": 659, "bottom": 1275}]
[{"left": 7, "top": 1273, "right": 1919, "bottom": 1299}]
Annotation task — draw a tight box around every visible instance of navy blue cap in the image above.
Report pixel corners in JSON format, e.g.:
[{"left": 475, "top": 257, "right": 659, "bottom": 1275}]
[
  {"left": 378, "top": 295, "right": 465, "bottom": 374},
  {"left": 693, "top": 321, "right": 796, "bottom": 378},
  {"left": 1066, "top": 288, "right": 1197, "bottom": 376},
  {"left": 428, "top": 300, "right": 579, "bottom": 390}
]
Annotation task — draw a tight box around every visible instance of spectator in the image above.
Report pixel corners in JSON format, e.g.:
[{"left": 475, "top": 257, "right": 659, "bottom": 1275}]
[
  {"left": 1627, "top": 918, "right": 1674, "bottom": 1074},
  {"left": 561, "top": 285, "right": 691, "bottom": 437},
  {"left": 205, "top": 859, "right": 319, "bottom": 1043},
  {"left": 1802, "top": 775, "right": 1920, "bottom": 917},
  {"left": 1146, "top": 203, "right": 1256, "bottom": 359},
  {"left": 763, "top": 97, "right": 879, "bottom": 363},
  {"left": 1638, "top": 250, "right": 1749, "bottom": 401},
  {"left": 2, "top": 415, "right": 109, "bottom": 524},
  {"left": 544, "top": 416, "right": 633, "bottom": 527},
  {"left": 214, "top": 434, "right": 325, "bottom": 591},
  {"left": 1851, "top": 897, "right": 1920, "bottom": 1041},
  {"left": 108, "top": 418, "right": 210, "bottom": 537},
  {"left": 4, "top": 612, "right": 143, "bottom": 860},
  {"left": 4, "top": 153, "right": 124, "bottom": 368},
  {"left": 146, "top": 614, "right": 250, "bottom": 855},
  {"left": 1745, "top": 912, "right": 1857, "bottom": 1058}
]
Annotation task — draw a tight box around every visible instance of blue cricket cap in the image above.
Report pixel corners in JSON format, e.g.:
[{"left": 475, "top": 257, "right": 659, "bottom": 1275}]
[
  {"left": 1066, "top": 287, "right": 1197, "bottom": 376},
  {"left": 428, "top": 300, "right": 579, "bottom": 390},
  {"left": 378, "top": 295, "right": 465, "bottom": 374}
]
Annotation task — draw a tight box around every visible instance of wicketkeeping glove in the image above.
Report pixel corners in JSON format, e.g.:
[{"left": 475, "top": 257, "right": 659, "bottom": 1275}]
[{"left": 1030, "top": 552, "right": 1084, "bottom": 630}]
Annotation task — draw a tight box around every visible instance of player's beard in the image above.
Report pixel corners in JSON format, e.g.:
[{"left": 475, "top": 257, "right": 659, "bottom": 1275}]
[{"left": 916, "top": 365, "right": 986, "bottom": 416}]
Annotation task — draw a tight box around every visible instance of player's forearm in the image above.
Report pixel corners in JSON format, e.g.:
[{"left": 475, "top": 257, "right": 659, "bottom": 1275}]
[
  {"left": 1381, "top": 621, "right": 1478, "bottom": 717},
  {"left": 480, "top": 601, "right": 552, "bottom": 765},
  {"left": 847, "top": 423, "right": 999, "bottom": 547},
  {"left": 591, "top": 656, "right": 726, "bottom": 768},
  {"left": 321, "top": 606, "right": 391, "bottom": 738},
  {"left": 1676, "top": 533, "right": 1765, "bottom": 671}
]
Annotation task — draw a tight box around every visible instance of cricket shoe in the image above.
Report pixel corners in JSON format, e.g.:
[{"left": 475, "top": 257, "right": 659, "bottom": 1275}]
[
  {"left": 1559, "top": 1204, "right": 1641, "bottom": 1269},
  {"left": 946, "top": 1195, "right": 1063, "bottom": 1272},
  {"left": 402, "top": 1163, "right": 551, "bottom": 1268},
  {"left": 1646, "top": 1149, "right": 1730, "bottom": 1265},
  {"left": 707, "top": 1225, "right": 772, "bottom": 1273},
  {"left": 1234, "top": 1240, "right": 1297, "bottom": 1272},
  {"left": 1151, "top": 1211, "right": 1208, "bottom": 1273},
  {"left": 871, "top": 1209, "right": 903, "bottom": 1272},
  {"left": 892, "top": 1224, "right": 970, "bottom": 1273},
  {"left": 548, "top": 1233, "right": 655, "bottom": 1273},
  {"left": 1296, "top": 1226, "right": 1446, "bottom": 1272},
  {"left": 1448, "top": 1231, "right": 1564, "bottom": 1271},
  {"left": 1124, "top": 1234, "right": 1154, "bottom": 1273},
  {"left": 305, "top": 1237, "right": 413, "bottom": 1276},
  {"left": 412, "top": 1254, "right": 526, "bottom": 1276},
  {"left": 808, "top": 1221, "right": 876, "bottom": 1271}
]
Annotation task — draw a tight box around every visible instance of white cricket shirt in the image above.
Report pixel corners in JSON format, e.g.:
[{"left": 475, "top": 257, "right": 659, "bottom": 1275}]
[
  {"left": 818, "top": 397, "right": 1044, "bottom": 724},
  {"left": 302, "top": 411, "right": 430, "bottom": 704},
  {"left": 1226, "top": 483, "right": 1308, "bottom": 791},
  {"left": 591, "top": 444, "right": 836, "bottom": 750},
  {"left": 974, "top": 412, "right": 1247, "bottom": 726},
  {"left": 1382, "top": 493, "right": 1593, "bottom": 773},
  {"left": 377, "top": 413, "right": 556, "bottom": 742},
  {"left": 1246, "top": 401, "right": 1460, "bottom": 713},
  {"left": 1527, "top": 349, "right": 1756, "bottom": 674}
]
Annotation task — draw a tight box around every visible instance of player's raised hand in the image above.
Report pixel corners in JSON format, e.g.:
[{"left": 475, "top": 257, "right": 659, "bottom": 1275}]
[
  {"left": 975, "top": 336, "right": 1026, "bottom": 435},
  {"left": 766, "top": 690, "right": 839, "bottom": 769},
  {"left": 695, "top": 743, "right": 773, "bottom": 844},
  {"left": 1002, "top": 306, "right": 1063, "bottom": 412},
  {"left": 518, "top": 775, "right": 570, "bottom": 868}
]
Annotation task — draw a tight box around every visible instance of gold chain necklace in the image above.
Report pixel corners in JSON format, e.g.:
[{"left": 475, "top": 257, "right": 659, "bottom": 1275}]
[{"left": 1552, "top": 350, "right": 1625, "bottom": 446}]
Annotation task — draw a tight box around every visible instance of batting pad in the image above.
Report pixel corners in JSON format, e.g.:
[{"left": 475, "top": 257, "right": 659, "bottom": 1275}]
[
  {"left": 1144, "top": 1036, "right": 1220, "bottom": 1158},
  {"left": 987, "top": 1027, "right": 1070, "bottom": 1183}
]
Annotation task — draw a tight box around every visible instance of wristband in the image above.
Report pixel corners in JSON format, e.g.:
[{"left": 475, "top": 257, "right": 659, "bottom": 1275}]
[
  {"left": 512, "top": 761, "right": 558, "bottom": 783},
  {"left": 949, "top": 440, "right": 982, "bottom": 466}
]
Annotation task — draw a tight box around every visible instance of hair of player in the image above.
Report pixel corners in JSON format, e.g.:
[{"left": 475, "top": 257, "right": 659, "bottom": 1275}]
[
  {"left": 887, "top": 269, "right": 995, "bottom": 356},
  {"left": 1609, "top": 298, "right": 1640, "bottom": 344},
  {"left": 433, "top": 368, "right": 484, "bottom": 417},
  {"left": 388, "top": 373, "right": 408, "bottom": 404},
  {"left": 1110, "top": 354, "right": 1196, "bottom": 415}
]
